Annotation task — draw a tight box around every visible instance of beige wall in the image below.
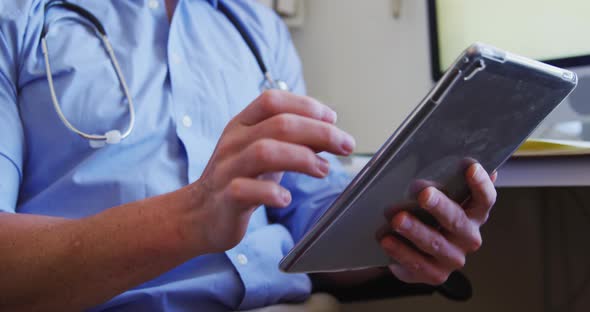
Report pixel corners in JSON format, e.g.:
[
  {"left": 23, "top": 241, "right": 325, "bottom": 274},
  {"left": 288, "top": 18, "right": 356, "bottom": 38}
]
[
  {"left": 290, "top": 0, "right": 587, "bottom": 151},
  {"left": 291, "top": 0, "right": 432, "bottom": 153}
]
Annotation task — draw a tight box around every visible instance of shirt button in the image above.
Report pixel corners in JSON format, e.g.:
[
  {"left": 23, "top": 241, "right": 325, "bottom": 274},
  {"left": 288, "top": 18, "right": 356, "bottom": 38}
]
[
  {"left": 237, "top": 253, "right": 248, "bottom": 265},
  {"left": 148, "top": 0, "right": 159, "bottom": 9},
  {"left": 182, "top": 115, "right": 193, "bottom": 128},
  {"left": 171, "top": 52, "right": 182, "bottom": 65}
]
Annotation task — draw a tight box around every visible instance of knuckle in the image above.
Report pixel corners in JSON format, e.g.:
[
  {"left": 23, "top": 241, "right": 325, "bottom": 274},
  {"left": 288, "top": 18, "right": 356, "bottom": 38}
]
[
  {"left": 451, "top": 214, "right": 466, "bottom": 234},
  {"left": 227, "top": 179, "right": 244, "bottom": 201},
  {"left": 301, "top": 96, "right": 324, "bottom": 118},
  {"left": 215, "top": 139, "right": 234, "bottom": 157},
  {"left": 272, "top": 114, "right": 294, "bottom": 137},
  {"left": 469, "top": 232, "right": 483, "bottom": 252},
  {"left": 429, "top": 236, "right": 443, "bottom": 254},
  {"left": 251, "top": 139, "right": 275, "bottom": 163},
  {"left": 260, "top": 90, "right": 282, "bottom": 112},
  {"left": 485, "top": 188, "right": 498, "bottom": 207},
  {"left": 405, "top": 262, "right": 421, "bottom": 274},
  {"left": 451, "top": 255, "right": 466, "bottom": 270},
  {"left": 431, "top": 272, "right": 450, "bottom": 285},
  {"left": 301, "top": 147, "right": 318, "bottom": 168},
  {"left": 319, "top": 124, "right": 339, "bottom": 147}
]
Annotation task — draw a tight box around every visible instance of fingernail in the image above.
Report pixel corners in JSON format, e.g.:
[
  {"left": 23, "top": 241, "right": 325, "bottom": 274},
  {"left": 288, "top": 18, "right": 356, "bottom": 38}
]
[
  {"left": 341, "top": 133, "right": 356, "bottom": 155},
  {"left": 281, "top": 189, "right": 292, "bottom": 205},
  {"left": 471, "top": 164, "right": 483, "bottom": 181},
  {"left": 426, "top": 191, "right": 438, "bottom": 208},
  {"left": 317, "top": 157, "right": 330, "bottom": 176},
  {"left": 398, "top": 216, "right": 412, "bottom": 232},
  {"left": 322, "top": 109, "right": 338, "bottom": 124}
]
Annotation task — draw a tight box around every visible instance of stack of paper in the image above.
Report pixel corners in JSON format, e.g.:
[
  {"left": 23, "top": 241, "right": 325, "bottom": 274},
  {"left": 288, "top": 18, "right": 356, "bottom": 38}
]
[{"left": 514, "top": 138, "right": 590, "bottom": 157}]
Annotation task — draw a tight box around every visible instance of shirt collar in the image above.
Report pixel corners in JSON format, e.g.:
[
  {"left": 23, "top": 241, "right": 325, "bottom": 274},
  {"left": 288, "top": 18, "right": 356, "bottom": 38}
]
[{"left": 206, "top": 0, "right": 219, "bottom": 8}]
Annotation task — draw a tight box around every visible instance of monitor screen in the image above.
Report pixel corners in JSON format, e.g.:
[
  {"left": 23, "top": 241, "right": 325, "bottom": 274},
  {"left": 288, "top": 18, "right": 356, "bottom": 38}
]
[{"left": 428, "top": 0, "right": 590, "bottom": 80}]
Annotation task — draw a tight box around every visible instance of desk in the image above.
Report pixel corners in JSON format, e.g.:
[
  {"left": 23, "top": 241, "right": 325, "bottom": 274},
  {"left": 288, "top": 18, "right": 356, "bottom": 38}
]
[
  {"left": 496, "top": 155, "right": 590, "bottom": 187},
  {"left": 341, "top": 155, "right": 590, "bottom": 188}
]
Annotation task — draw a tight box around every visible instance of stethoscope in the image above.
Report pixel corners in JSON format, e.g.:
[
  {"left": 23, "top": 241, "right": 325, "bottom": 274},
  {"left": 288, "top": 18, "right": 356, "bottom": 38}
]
[{"left": 41, "top": 0, "right": 289, "bottom": 146}]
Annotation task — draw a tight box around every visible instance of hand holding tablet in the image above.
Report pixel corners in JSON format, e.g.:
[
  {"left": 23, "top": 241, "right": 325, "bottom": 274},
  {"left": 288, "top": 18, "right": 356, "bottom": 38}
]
[{"left": 381, "top": 163, "right": 497, "bottom": 285}]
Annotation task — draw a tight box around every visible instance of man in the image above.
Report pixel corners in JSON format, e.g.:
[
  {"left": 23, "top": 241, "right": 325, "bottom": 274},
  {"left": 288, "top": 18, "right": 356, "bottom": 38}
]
[{"left": 0, "top": 0, "right": 498, "bottom": 311}]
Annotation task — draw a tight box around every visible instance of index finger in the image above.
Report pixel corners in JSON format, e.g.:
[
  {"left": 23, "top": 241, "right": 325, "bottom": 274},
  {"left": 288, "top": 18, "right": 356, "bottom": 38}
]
[{"left": 236, "top": 90, "right": 337, "bottom": 126}]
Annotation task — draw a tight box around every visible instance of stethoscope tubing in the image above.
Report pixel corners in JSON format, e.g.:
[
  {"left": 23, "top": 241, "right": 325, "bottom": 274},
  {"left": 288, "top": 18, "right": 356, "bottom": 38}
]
[
  {"left": 42, "top": 0, "right": 135, "bottom": 144},
  {"left": 42, "top": 0, "right": 286, "bottom": 145}
]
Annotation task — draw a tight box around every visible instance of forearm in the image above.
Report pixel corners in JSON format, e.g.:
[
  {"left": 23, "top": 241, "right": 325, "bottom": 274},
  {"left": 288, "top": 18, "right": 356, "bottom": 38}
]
[{"left": 0, "top": 187, "right": 205, "bottom": 312}]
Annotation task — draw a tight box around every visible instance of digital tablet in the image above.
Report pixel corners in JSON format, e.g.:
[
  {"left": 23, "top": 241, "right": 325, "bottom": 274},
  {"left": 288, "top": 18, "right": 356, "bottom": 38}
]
[{"left": 279, "top": 43, "right": 578, "bottom": 273}]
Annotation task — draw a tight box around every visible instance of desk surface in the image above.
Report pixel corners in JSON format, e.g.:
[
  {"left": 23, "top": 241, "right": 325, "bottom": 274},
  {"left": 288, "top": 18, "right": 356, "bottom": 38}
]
[
  {"left": 341, "top": 155, "right": 590, "bottom": 188},
  {"left": 496, "top": 155, "right": 590, "bottom": 187}
]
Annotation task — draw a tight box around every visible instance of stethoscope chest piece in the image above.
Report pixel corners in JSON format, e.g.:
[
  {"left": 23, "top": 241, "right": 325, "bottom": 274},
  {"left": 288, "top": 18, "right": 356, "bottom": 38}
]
[{"left": 276, "top": 80, "right": 289, "bottom": 92}]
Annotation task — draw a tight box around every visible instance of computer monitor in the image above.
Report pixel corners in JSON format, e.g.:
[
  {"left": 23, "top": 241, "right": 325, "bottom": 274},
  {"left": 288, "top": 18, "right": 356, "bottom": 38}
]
[{"left": 428, "top": 0, "right": 590, "bottom": 81}]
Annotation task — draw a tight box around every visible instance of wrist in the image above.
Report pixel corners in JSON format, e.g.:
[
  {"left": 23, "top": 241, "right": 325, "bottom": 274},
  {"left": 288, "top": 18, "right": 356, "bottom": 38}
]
[{"left": 164, "top": 183, "right": 212, "bottom": 257}]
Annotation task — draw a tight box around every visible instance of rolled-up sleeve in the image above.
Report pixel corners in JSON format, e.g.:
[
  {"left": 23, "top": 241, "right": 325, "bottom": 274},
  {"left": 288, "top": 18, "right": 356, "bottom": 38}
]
[
  {"left": 0, "top": 12, "right": 26, "bottom": 213},
  {"left": 264, "top": 14, "right": 352, "bottom": 242}
]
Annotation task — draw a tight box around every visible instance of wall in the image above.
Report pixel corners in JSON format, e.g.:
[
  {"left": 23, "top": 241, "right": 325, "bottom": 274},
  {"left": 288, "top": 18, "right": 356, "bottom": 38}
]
[
  {"left": 290, "top": 0, "right": 589, "bottom": 151},
  {"left": 290, "top": 0, "right": 432, "bottom": 153}
]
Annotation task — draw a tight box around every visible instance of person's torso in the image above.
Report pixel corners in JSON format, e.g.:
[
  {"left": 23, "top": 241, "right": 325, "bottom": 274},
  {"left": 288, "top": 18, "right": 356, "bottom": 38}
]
[{"left": 11, "top": 0, "right": 310, "bottom": 310}]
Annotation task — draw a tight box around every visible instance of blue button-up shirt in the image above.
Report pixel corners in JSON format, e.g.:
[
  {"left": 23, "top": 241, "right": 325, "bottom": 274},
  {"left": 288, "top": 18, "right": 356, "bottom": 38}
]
[{"left": 0, "top": 0, "right": 350, "bottom": 310}]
